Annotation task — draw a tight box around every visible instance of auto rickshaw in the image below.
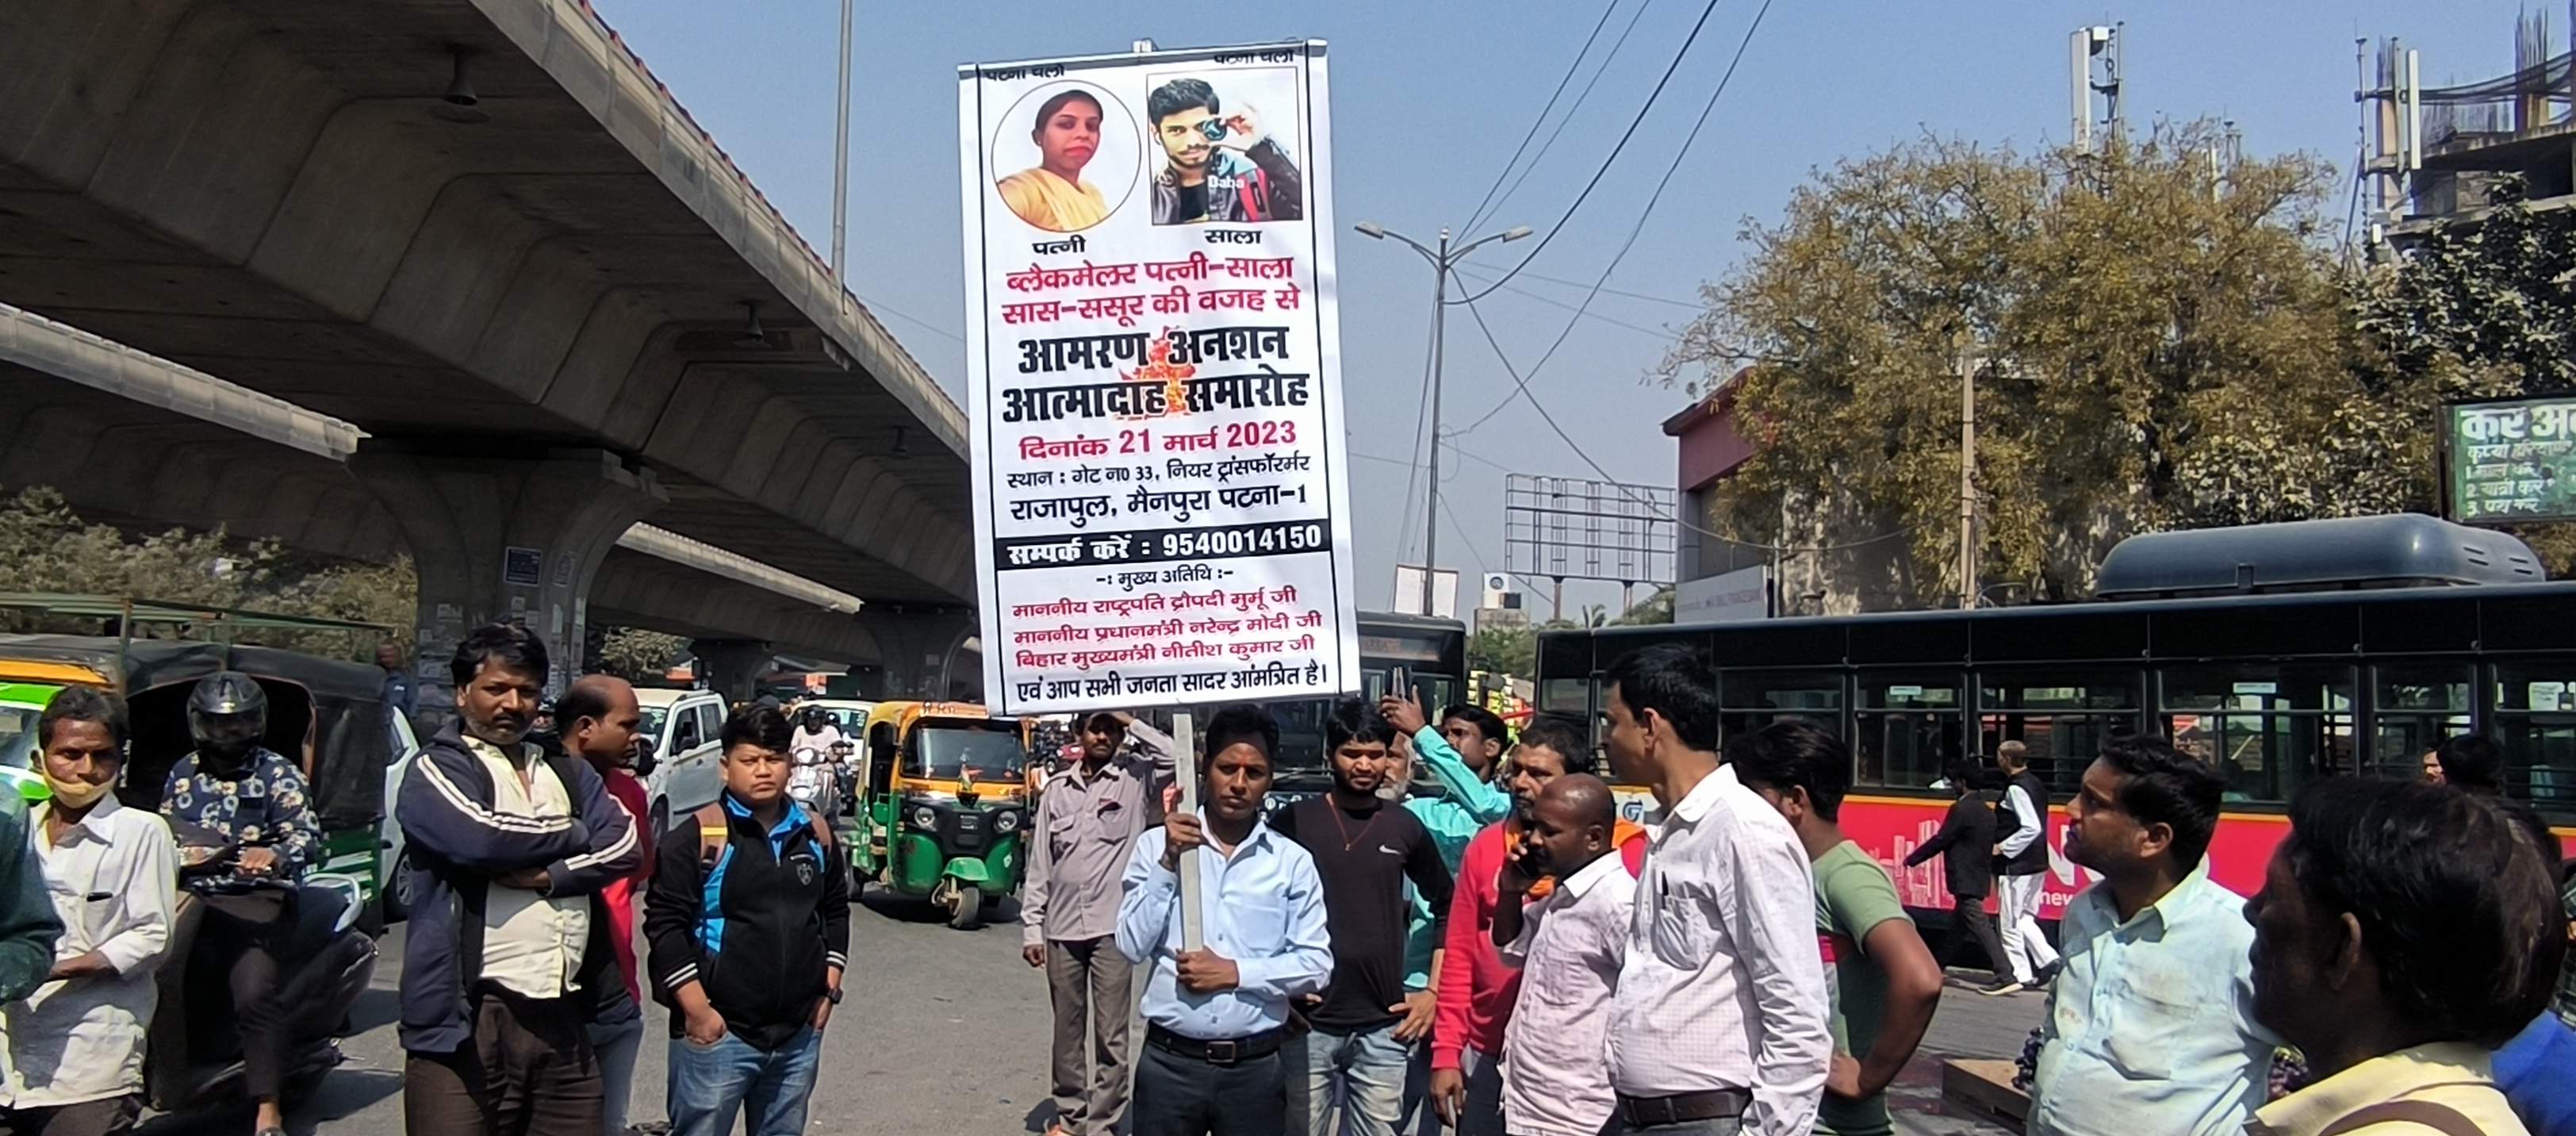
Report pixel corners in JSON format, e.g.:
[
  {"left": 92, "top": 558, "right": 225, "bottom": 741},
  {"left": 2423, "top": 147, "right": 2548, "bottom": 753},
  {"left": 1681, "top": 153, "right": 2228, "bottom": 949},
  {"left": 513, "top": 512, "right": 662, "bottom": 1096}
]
[
  {"left": 849, "top": 700, "right": 1030, "bottom": 929},
  {"left": 0, "top": 595, "right": 406, "bottom": 925}
]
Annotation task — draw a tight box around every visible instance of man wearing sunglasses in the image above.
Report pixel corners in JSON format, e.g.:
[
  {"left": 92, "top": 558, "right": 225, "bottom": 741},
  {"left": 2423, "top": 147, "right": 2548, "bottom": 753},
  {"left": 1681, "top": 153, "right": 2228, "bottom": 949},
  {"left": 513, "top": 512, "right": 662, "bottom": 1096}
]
[{"left": 1148, "top": 78, "right": 1304, "bottom": 226}]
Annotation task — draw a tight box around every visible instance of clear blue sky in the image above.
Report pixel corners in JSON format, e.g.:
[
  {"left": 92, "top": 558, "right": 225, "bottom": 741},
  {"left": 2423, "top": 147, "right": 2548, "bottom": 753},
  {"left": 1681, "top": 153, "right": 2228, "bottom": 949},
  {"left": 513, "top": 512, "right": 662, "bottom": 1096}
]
[{"left": 591, "top": 0, "right": 2538, "bottom": 616}]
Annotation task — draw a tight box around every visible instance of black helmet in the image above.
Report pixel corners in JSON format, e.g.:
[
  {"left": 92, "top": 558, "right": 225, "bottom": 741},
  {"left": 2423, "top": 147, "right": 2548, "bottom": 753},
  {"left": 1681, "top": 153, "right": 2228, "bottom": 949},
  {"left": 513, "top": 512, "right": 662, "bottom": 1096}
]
[
  {"left": 802, "top": 707, "right": 827, "bottom": 729},
  {"left": 187, "top": 671, "right": 267, "bottom": 761}
]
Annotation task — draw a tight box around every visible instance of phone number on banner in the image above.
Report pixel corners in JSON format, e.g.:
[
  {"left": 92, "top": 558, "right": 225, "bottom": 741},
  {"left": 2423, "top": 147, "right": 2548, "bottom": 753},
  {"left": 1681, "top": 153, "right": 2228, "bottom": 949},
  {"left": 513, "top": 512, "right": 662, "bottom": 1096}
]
[{"left": 996, "top": 520, "right": 1330, "bottom": 570}]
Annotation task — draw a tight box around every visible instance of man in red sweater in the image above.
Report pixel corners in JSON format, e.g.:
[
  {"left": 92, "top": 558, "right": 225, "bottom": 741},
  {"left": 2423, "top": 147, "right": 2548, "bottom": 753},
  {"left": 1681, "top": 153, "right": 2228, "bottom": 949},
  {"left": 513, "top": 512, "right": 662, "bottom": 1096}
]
[
  {"left": 1428, "top": 714, "right": 1645, "bottom": 1134},
  {"left": 557, "top": 675, "right": 656, "bottom": 1136}
]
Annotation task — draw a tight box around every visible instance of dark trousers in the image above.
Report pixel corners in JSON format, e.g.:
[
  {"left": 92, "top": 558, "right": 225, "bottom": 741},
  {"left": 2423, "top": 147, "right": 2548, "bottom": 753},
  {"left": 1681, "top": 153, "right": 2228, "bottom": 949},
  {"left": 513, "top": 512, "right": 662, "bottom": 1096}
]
[
  {"left": 1131, "top": 1042, "right": 1286, "bottom": 1136},
  {"left": 403, "top": 988, "right": 604, "bottom": 1136},
  {"left": 1950, "top": 893, "right": 2011, "bottom": 980},
  {"left": 1046, "top": 937, "right": 1135, "bottom": 1136},
  {"left": 0, "top": 1096, "right": 140, "bottom": 1136},
  {"left": 200, "top": 897, "right": 291, "bottom": 1100}
]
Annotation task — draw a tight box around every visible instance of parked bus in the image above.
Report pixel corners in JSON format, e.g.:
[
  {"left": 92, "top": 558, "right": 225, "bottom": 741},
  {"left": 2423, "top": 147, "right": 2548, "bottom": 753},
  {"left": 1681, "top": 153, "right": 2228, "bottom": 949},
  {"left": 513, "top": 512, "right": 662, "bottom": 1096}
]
[{"left": 1535, "top": 515, "right": 2576, "bottom": 921}]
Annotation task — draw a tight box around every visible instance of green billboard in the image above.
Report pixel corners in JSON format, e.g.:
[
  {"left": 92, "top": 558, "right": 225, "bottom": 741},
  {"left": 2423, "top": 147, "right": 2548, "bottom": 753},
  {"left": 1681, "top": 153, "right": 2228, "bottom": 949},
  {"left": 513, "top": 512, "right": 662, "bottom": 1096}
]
[{"left": 2448, "top": 396, "right": 2576, "bottom": 524}]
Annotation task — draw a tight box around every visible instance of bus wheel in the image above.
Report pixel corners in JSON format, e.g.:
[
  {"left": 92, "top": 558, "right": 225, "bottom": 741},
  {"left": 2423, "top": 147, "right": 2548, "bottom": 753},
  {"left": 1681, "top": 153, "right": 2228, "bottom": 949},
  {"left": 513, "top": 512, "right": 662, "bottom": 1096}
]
[{"left": 949, "top": 885, "right": 983, "bottom": 931}]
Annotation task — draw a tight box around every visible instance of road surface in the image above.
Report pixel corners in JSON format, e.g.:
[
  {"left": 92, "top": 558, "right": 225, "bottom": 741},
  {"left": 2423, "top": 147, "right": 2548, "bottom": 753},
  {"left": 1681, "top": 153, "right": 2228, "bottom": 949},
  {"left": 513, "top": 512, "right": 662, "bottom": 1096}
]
[{"left": 138, "top": 894, "right": 2041, "bottom": 1135}]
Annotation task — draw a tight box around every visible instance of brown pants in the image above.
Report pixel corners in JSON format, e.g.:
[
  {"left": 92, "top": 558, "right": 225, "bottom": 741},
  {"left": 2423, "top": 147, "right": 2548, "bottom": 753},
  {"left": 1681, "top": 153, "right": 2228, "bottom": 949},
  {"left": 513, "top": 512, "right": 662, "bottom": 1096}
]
[
  {"left": 1048, "top": 936, "right": 1136, "bottom": 1136},
  {"left": 0, "top": 1096, "right": 140, "bottom": 1136},
  {"left": 404, "top": 988, "right": 604, "bottom": 1136}
]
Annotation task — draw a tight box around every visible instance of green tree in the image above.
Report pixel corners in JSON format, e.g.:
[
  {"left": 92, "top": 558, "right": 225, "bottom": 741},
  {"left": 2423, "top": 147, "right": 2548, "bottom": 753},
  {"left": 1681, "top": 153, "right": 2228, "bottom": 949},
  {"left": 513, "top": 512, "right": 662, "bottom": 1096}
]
[
  {"left": 1665, "top": 126, "right": 2423, "bottom": 601},
  {"left": 0, "top": 485, "right": 410, "bottom": 660},
  {"left": 592, "top": 627, "right": 687, "bottom": 684},
  {"left": 1466, "top": 624, "right": 1535, "bottom": 677}
]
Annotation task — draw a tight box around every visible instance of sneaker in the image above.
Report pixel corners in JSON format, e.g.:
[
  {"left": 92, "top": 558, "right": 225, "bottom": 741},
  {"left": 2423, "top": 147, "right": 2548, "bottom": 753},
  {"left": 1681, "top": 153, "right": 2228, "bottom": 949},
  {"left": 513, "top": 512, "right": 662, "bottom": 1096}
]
[
  {"left": 1978, "top": 977, "right": 2026, "bottom": 996},
  {"left": 2034, "top": 961, "right": 2065, "bottom": 988}
]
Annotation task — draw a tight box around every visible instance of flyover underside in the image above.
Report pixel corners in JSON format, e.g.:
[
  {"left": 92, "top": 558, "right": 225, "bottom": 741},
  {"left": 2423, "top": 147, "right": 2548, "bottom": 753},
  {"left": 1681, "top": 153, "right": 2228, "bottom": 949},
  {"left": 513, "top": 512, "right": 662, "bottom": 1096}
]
[
  {"left": 0, "top": 357, "right": 879, "bottom": 666},
  {"left": 0, "top": 0, "right": 975, "bottom": 608}
]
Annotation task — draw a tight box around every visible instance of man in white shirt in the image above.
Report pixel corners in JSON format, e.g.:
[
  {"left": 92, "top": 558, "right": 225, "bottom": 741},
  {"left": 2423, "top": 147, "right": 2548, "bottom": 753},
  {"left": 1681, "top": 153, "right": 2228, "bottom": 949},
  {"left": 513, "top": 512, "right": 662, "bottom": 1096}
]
[
  {"left": 1489, "top": 774, "right": 1635, "bottom": 1136},
  {"left": 2, "top": 688, "right": 175, "bottom": 1136},
  {"left": 1600, "top": 645, "right": 1829, "bottom": 1136}
]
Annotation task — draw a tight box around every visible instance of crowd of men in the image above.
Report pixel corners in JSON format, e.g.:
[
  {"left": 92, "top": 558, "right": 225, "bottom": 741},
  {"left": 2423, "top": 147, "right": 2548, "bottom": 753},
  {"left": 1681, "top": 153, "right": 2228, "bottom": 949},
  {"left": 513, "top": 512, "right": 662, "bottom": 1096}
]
[
  {"left": 1029, "top": 643, "right": 2576, "bottom": 1136},
  {"left": 0, "top": 623, "right": 856, "bottom": 1136},
  {"left": 0, "top": 626, "right": 2569, "bottom": 1136}
]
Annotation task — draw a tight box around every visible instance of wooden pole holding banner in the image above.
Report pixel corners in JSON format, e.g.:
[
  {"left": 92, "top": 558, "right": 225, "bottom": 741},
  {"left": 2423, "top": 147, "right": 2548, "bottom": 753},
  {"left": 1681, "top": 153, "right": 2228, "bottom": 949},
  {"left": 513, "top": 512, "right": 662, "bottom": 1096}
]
[{"left": 1171, "top": 711, "right": 1204, "bottom": 950}]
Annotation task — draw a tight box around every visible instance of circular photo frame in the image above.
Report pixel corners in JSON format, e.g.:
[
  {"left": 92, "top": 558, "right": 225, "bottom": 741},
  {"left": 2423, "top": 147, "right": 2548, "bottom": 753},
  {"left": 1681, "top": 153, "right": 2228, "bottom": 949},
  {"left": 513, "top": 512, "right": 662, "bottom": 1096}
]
[{"left": 992, "top": 80, "right": 1142, "bottom": 234}]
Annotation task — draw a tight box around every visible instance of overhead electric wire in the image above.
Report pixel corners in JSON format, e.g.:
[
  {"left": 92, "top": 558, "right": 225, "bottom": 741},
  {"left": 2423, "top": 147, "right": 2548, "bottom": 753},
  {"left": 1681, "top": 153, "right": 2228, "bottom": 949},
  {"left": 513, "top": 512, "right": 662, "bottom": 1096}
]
[
  {"left": 1456, "top": 0, "right": 1776, "bottom": 436},
  {"left": 1451, "top": 267, "right": 1685, "bottom": 341},
  {"left": 1458, "top": 292, "right": 1926, "bottom": 556},
  {"left": 1449, "top": 0, "right": 1736, "bottom": 306},
  {"left": 1466, "top": 0, "right": 1660, "bottom": 235},
  {"left": 1456, "top": 0, "right": 1627, "bottom": 236},
  {"left": 1461, "top": 265, "right": 1707, "bottom": 310}
]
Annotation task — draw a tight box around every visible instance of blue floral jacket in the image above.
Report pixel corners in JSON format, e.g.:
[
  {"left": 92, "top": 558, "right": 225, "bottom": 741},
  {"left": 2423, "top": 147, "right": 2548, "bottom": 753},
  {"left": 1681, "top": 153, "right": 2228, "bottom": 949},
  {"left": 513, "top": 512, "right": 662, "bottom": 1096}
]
[{"left": 159, "top": 746, "right": 320, "bottom": 885}]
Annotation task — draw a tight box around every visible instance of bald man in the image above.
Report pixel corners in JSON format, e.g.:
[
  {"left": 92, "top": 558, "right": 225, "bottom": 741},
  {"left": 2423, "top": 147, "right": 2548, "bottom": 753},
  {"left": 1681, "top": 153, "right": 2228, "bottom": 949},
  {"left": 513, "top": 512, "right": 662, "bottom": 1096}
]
[
  {"left": 558, "top": 675, "right": 654, "bottom": 1136},
  {"left": 1487, "top": 775, "right": 1636, "bottom": 1136}
]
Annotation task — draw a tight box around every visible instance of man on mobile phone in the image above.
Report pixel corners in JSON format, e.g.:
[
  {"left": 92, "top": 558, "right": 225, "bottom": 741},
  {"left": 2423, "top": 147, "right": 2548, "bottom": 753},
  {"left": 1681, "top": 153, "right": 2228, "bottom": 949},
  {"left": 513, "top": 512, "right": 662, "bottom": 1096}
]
[{"left": 1148, "top": 78, "right": 1305, "bottom": 225}]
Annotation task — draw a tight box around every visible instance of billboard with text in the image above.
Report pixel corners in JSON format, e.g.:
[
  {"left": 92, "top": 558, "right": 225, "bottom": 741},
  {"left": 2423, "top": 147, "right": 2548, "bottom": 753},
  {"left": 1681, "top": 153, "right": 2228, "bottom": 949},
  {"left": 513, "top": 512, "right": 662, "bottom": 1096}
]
[{"left": 957, "top": 42, "right": 1357, "bottom": 716}]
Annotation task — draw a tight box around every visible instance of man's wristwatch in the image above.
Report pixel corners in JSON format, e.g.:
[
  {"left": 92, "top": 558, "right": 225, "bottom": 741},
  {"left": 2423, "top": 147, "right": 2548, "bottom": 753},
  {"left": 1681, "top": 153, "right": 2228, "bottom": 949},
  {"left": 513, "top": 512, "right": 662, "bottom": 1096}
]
[{"left": 824, "top": 986, "right": 844, "bottom": 1005}]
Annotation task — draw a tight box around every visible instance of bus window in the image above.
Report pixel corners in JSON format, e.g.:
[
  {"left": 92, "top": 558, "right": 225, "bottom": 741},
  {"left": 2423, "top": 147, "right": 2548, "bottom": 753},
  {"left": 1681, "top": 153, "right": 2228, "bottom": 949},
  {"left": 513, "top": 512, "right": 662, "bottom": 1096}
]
[
  {"left": 2368, "top": 664, "right": 2473, "bottom": 781},
  {"left": 1853, "top": 673, "right": 1963, "bottom": 789},
  {"left": 2158, "top": 664, "right": 2353, "bottom": 804},
  {"left": 1719, "top": 670, "right": 1842, "bottom": 743},
  {"left": 1980, "top": 670, "right": 2141, "bottom": 795},
  {"left": 2492, "top": 660, "right": 2576, "bottom": 812}
]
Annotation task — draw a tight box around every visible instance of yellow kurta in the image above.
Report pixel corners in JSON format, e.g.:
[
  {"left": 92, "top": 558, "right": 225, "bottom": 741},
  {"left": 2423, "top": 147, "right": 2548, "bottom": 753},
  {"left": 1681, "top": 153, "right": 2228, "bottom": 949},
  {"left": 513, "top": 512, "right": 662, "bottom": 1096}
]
[{"left": 999, "top": 167, "right": 1109, "bottom": 232}]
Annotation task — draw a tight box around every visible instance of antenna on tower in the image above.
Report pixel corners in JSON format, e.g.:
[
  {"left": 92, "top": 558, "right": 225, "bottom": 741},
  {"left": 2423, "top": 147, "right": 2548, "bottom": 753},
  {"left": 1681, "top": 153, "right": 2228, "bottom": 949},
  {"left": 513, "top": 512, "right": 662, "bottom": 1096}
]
[{"left": 2070, "top": 24, "right": 2125, "bottom": 155}]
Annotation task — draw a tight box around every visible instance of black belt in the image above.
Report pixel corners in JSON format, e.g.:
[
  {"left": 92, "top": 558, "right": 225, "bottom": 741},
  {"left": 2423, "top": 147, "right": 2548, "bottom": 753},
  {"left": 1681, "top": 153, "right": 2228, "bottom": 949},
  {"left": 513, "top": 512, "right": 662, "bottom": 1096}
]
[
  {"left": 1615, "top": 1088, "right": 1752, "bottom": 1127},
  {"left": 1144, "top": 1023, "right": 1286, "bottom": 1066}
]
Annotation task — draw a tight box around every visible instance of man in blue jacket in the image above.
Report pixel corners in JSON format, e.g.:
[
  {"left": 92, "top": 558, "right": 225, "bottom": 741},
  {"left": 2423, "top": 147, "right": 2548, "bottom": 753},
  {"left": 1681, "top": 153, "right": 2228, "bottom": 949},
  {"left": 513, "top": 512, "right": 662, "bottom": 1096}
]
[
  {"left": 644, "top": 703, "right": 849, "bottom": 1136},
  {"left": 396, "top": 624, "right": 642, "bottom": 1136}
]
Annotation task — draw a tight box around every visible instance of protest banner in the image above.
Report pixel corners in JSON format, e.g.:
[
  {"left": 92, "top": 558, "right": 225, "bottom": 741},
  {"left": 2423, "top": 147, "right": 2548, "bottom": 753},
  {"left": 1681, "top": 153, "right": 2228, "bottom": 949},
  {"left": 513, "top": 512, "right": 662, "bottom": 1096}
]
[{"left": 958, "top": 41, "right": 1358, "bottom": 715}]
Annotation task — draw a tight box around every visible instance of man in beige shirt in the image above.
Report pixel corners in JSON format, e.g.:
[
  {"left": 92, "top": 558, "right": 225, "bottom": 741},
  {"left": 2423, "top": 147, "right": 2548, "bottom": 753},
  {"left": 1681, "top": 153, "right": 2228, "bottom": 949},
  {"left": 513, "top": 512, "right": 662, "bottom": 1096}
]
[
  {"left": 396, "top": 625, "right": 642, "bottom": 1136},
  {"left": 2242, "top": 778, "right": 2559, "bottom": 1136}
]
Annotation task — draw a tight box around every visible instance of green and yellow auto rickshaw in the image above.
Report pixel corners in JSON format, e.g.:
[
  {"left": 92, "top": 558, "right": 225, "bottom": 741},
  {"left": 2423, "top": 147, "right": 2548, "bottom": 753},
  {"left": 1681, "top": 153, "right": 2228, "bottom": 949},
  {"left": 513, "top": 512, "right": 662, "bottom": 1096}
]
[{"left": 849, "top": 700, "right": 1030, "bottom": 929}]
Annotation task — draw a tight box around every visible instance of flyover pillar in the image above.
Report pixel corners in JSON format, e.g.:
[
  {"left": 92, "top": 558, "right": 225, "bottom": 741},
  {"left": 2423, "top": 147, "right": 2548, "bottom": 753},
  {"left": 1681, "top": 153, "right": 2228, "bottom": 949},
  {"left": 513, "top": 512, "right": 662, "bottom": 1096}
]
[
  {"left": 692, "top": 639, "right": 774, "bottom": 705},
  {"left": 858, "top": 609, "right": 980, "bottom": 702},
  {"left": 353, "top": 446, "right": 665, "bottom": 725}
]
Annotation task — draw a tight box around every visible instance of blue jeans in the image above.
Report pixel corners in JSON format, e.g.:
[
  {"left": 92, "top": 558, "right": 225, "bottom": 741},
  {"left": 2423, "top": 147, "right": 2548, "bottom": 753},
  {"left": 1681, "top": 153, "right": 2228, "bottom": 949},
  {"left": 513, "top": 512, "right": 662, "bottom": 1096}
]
[
  {"left": 667, "top": 1028, "right": 823, "bottom": 1136},
  {"left": 1286, "top": 1022, "right": 1407, "bottom": 1136}
]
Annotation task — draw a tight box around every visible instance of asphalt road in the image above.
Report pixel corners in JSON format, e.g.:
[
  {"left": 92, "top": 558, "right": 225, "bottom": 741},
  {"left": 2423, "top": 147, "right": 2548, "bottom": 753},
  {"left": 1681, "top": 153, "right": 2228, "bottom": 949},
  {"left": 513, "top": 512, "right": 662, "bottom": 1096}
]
[{"left": 136, "top": 894, "right": 2043, "bottom": 1136}]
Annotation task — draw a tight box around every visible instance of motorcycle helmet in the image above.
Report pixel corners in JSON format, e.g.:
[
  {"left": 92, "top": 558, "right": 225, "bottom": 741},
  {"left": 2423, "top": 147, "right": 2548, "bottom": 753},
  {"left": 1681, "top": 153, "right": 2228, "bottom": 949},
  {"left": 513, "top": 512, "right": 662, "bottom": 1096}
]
[
  {"left": 186, "top": 671, "right": 268, "bottom": 762},
  {"left": 802, "top": 707, "right": 828, "bottom": 731}
]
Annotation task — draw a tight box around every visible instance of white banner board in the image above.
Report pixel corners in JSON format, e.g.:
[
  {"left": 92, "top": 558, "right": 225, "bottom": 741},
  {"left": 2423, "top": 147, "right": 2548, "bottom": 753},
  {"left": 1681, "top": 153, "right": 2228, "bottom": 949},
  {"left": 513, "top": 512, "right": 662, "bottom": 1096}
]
[
  {"left": 1673, "top": 563, "right": 1772, "bottom": 626},
  {"left": 959, "top": 41, "right": 1359, "bottom": 716}
]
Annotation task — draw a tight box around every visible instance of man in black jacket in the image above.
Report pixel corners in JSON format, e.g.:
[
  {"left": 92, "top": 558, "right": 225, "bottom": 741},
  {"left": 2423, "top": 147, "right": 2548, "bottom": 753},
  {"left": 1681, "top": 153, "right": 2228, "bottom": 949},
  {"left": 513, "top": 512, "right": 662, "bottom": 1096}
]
[
  {"left": 644, "top": 703, "right": 849, "bottom": 1136},
  {"left": 1903, "top": 759, "right": 2014, "bottom": 993}
]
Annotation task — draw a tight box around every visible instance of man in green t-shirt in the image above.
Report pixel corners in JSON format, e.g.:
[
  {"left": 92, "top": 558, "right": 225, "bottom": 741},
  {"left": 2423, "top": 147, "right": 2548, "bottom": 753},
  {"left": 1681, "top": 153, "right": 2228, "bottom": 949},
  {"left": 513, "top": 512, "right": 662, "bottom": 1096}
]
[{"left": 1727, "top": 720, "right": 1946, "bottom": 1135}]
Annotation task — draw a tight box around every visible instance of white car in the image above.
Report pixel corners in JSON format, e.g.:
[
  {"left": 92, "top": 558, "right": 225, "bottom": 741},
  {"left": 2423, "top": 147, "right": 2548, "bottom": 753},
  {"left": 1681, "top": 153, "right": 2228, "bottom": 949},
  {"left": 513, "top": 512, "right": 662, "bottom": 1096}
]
[
  {"left": 633, "top": 688, "right": 728, "bottom": 835},
  {"left": 378, "top": 688, "right": 729, "bottom": 922}
]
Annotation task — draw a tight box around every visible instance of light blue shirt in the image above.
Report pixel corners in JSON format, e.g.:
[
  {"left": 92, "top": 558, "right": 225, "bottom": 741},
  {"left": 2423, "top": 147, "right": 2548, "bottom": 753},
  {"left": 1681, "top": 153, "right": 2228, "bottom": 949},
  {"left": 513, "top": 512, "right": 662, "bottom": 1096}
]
[
  {"left": 2030, "top": 860, "right": 2278, "bottom": 1136},
  {"left": 1117, "top": 811, "right": 1333, "bottom": 1040},
  {"left": 1400, "top": 726, "right": 1514, "bottom": 989}
]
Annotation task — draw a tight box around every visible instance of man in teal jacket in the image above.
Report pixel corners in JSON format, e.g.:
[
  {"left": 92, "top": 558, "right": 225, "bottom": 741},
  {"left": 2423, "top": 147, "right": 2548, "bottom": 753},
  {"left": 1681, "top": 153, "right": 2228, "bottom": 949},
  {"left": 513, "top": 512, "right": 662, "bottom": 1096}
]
[
  {"left": 0, "top": 791, "right": 63, "bottom": 1001},
  {"left": 1378, "top": 697, "right": 1513, "bottom": 1136}
]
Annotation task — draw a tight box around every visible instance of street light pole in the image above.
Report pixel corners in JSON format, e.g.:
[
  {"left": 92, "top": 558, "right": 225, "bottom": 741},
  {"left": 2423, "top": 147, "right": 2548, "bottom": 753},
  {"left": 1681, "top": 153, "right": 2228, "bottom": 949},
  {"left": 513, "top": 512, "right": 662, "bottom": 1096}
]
[
  {"left": 1351, "top": 221, "right": 1533, "bottom": 616},
  {"left": 1423, "top": 228, "right": 1449, "bottom": 612},
  {"left": 830, "top": 0, "right": 853, "bottom": 282}
]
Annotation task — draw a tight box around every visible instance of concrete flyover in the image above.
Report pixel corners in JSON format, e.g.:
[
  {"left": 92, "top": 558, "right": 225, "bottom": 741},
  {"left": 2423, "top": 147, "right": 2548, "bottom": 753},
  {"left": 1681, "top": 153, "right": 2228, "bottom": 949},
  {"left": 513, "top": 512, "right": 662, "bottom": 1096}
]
[
  {"left": 0, "top": 0, "right": 978, "bottom": 688},
  {"left": 0, "top": 301, "right": 912, "bottom": 685}
]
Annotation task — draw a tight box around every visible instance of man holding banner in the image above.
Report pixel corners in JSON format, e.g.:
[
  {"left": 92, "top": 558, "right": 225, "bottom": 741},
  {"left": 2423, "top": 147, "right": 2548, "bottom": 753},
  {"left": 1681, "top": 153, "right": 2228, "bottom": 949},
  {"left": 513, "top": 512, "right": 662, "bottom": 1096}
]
[{"left": 1116, "top": 707, "right": 1332, "bottom": 1136}]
